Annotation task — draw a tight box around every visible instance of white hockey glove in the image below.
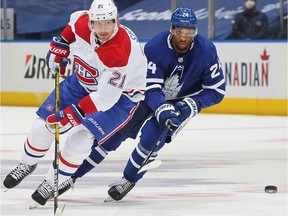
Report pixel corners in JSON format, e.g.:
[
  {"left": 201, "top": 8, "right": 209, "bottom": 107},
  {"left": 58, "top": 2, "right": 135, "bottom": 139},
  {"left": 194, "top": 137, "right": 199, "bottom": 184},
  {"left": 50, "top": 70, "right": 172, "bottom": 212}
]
[{"left": 46, "top": 36, "right": 70, "bottom": 75}]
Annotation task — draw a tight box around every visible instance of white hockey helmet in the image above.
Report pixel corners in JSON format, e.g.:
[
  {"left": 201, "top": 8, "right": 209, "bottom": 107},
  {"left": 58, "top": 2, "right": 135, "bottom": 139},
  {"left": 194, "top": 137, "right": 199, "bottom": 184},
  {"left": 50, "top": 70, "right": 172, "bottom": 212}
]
[{"left": 89, "top": 0, "right": 118, "bottom": 21}]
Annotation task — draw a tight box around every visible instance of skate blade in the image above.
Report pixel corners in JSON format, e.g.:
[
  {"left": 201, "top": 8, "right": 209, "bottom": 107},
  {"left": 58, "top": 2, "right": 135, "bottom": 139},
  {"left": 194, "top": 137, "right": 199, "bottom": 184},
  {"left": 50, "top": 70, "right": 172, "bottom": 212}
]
[
  {"left": 55, "top": 204, "right": 66, "bottom": 216},
  {"left": 104, "top": 195, "right": 115, "bottom": 203},
  {"left": 29, "top": 201, "right": 39, "bottom": 209},
  {"left": 2, "top": 187, "right": 9, "bottom": 193}
]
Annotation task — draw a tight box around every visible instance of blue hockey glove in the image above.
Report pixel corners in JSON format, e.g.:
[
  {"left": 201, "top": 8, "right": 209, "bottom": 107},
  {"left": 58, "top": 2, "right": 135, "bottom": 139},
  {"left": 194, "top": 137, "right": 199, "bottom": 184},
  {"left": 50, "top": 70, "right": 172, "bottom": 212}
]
[
  {"left": 46, "top": 36, "right": 70, "bottom": 75},
  {"left": 174, "top": 98, "right": 198, "bottom": 122},
  {"left": 155, "top": 103, "right": 180, "bottom": 129}
]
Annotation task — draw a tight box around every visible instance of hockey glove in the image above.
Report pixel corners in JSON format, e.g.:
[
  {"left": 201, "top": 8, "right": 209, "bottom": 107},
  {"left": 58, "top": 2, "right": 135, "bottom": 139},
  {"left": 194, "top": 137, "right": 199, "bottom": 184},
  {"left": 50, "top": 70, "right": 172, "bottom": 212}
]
[
  {"left": 155, "top": 103, "right": 180, "bottom": 129},
  {"left": 46, "top": 104, "right": 85, "bottom": 128},
  {"left": 174, "top": 98, "right": 198, "bottom": 122},
  {"left": 46, "top": 36, "right": 70, "bottom": 75}
]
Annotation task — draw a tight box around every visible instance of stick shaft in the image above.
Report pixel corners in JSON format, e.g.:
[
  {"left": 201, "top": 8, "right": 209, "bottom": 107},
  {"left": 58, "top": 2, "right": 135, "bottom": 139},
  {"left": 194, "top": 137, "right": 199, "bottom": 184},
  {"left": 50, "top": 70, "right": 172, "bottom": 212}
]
[
  {"left": 139, "top": 128, "right": 168, "bottom": 170},
  {"left": 54, "top": 72, "right": 60, "bottom": 214}
]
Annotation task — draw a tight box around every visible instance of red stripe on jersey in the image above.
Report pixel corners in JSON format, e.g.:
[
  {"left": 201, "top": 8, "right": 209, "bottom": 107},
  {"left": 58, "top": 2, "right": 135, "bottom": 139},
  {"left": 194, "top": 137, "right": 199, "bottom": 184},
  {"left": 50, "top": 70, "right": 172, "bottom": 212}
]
[
  {"left": 96, "top": 26, "right": 131, "bottom": 68},
  {"left": 59, "top": 152, "right": 80, "bottom": 168},
  {"left": 74, "top": 13, "right": 91, "bottom": 44},
  {"left": 60, "top": 25, "right": 76, "bottom": 44},
  {"left": 78, "top": 95, "right": 98, "bottom": 114},
  {"left": 126, "top": 89, "right": 145, "bottom": 96},
  {"left": 26, "top": 139, "right": 50, "bottom": 152}
]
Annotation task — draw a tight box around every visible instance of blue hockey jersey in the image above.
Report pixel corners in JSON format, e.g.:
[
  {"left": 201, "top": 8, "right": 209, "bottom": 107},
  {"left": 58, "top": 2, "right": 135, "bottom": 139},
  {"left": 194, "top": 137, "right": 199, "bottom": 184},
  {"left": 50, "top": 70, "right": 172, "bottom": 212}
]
[{"left": 144, "top": 30, "right": 226, "bottom": 112}]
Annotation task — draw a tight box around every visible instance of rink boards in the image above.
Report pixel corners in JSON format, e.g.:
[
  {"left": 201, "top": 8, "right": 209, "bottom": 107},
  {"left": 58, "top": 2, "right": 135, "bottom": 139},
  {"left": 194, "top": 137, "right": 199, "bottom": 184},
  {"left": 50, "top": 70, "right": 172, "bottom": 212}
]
[{"left": 0, "top": 40, "right": 287, "bottom": 115}]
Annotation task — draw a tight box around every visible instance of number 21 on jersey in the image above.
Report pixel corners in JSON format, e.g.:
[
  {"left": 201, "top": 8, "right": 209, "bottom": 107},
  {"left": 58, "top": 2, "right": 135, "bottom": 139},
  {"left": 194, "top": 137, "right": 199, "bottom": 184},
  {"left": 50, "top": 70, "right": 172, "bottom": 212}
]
[{"left": 108, "top": 71, "right": 127, "bottom": 89}]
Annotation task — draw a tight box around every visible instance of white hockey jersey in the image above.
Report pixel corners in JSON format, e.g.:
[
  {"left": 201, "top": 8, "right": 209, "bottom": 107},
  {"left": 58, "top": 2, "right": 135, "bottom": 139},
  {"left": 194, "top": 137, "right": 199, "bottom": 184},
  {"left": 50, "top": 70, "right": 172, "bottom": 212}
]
[{"left": 60, "top": 10, "right": 147, "bottom": 112}]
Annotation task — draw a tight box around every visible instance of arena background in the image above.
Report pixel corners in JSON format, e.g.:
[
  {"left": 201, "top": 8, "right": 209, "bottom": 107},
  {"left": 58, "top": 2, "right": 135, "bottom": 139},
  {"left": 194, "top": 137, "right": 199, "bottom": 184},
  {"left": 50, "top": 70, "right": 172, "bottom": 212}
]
[{"left": 1, "top": 0, "right": 287, "bottom": 115}]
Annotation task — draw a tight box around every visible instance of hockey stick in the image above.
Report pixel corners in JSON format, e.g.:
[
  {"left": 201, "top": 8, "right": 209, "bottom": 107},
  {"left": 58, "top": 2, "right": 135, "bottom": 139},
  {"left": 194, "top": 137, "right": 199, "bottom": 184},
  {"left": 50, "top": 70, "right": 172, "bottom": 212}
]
[
  {"left": 54, "top": 70, "right": 60, "bottom": 215},
  {"left": 55, "top": 204, "right": 66, "bottom": 216},
  {"left": 138, "top": 110, "right": 191, "bottom": 174},
  {"left": 170, "top": 114, "right": 192, "bottom": 141},
  {"left": 104, "top": 127, "right": 170, "bottom": 202},
  {"left": 137, "top": 127, "right": 169, "bottom": 174},
  {"left": 138, "top": 159, "right": 162, "bottom": 173},
  {"left": 104, "top": 129, "right": 168, "bottom": 203}
]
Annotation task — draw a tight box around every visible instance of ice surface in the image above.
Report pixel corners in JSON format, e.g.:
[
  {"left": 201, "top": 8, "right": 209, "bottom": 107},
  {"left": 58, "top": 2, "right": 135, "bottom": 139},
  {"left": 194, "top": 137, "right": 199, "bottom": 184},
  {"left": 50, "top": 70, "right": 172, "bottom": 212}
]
[{"left": 1, "top": 106, "right": 287, "bottom": 216}]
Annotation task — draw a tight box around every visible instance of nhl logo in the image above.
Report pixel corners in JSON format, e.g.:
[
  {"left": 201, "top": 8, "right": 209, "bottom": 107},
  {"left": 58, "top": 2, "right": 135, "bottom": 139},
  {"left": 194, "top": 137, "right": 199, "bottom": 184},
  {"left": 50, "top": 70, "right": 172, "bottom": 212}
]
[{"left": 178, "top": 57, "right": 183, "bottom": 63}]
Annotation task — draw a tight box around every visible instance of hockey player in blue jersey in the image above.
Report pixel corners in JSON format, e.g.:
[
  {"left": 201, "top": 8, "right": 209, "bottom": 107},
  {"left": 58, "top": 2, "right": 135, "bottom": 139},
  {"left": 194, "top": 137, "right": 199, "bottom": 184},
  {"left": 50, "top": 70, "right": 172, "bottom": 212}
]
[
  {"left": 56, "top": 7, "right": 226, "bottom": 201},
  {"left": 106, "top": 7, "right": 226, "bottom": 201}
]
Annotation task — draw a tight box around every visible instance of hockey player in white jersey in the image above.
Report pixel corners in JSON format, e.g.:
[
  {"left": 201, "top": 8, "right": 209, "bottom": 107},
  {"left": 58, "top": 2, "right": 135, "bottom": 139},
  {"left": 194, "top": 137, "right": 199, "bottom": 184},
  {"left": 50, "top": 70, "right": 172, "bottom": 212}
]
[
  {"left": 55, "top": 7, "right": 226, "bottom": 202},
  {"left": 3, "top": 0, "right": 147, "bottom": 206}
]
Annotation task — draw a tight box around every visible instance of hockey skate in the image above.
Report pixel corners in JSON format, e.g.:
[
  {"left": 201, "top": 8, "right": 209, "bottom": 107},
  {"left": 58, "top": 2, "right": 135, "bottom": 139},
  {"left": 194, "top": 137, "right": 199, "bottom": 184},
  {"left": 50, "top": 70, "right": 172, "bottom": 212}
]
[
  {"left": 58, "top": 175, "right": 77, "bottom": 196},
  {"left": 106, "top": 177, "right": 135, "bottom": 202},
  {"left": 31, "top": 179, "right": 54, "bottom": 206},
  {"left": 3, "top": 162, "right": 37, "bottom": 190},
  {"left": 30, "top": 176, "right": 77, "bottom": 207}
]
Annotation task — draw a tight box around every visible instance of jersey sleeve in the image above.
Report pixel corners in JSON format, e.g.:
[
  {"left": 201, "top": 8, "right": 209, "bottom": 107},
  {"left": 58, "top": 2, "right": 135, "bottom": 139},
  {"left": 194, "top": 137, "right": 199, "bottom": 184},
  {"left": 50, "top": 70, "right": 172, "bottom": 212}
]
[
  {"left": 60, "top": 24, "right": 75, "bottom": 44},
  {"left": 143, "top": 44, "right": 167, "bottom": 112},
  {"left": 78, "top": 67, "right": 123, "bottom": 113},
  {"left": 60, "top": 10, "right": 87, "bottom": 43},
  {"left": 190, "top": 45, "right": 226, "bottom": 110}
]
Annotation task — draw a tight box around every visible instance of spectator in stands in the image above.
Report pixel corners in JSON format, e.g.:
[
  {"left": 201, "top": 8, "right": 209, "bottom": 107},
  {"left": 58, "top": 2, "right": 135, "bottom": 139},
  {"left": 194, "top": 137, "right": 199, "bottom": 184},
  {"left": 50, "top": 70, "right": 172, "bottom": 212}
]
[{"left": 228, "top": 0, "right": 269, "bottom": 39}]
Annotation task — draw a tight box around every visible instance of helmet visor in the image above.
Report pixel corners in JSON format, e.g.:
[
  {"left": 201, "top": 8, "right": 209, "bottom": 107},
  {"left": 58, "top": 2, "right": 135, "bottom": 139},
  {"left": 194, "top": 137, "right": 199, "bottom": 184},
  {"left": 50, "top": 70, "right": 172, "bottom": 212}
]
[{"left": 171, "top": 27, "right": 197, "bottom": 37}]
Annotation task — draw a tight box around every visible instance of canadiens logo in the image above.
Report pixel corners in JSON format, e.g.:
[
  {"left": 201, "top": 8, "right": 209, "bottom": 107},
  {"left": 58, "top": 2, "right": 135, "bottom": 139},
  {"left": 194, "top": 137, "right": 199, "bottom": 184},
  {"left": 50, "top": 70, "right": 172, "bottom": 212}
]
[
  {"left": 46, "top": 104, "right": 53, "bottom": 111},
  {"left": 224, "top": 49, "right": 269, "bottom": 87},
  {"left": 74, "top": 57, "right": 99, "bottom": 85}
]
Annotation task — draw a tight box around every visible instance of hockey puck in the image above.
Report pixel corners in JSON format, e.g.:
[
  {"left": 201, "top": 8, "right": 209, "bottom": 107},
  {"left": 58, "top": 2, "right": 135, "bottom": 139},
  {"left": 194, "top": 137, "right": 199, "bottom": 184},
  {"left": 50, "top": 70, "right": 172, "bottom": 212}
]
[{"left": 265, "top": 185, "right": 277, "bottom": 194}]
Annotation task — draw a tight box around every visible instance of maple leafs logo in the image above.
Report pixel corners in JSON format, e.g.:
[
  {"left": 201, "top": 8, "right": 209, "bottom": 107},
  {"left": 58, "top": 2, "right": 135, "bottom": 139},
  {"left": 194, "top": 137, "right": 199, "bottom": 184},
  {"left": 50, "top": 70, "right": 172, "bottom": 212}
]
[{"left": 163, "top": 74, "right": 183, "bottom": 99}]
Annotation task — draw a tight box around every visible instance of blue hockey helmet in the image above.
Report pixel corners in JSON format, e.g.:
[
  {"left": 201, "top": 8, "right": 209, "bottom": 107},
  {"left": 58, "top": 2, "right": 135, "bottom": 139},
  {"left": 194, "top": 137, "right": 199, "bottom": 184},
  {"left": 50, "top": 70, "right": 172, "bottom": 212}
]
[{"left": 171, "top": 7, "right": 197, "bottom": 29}]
